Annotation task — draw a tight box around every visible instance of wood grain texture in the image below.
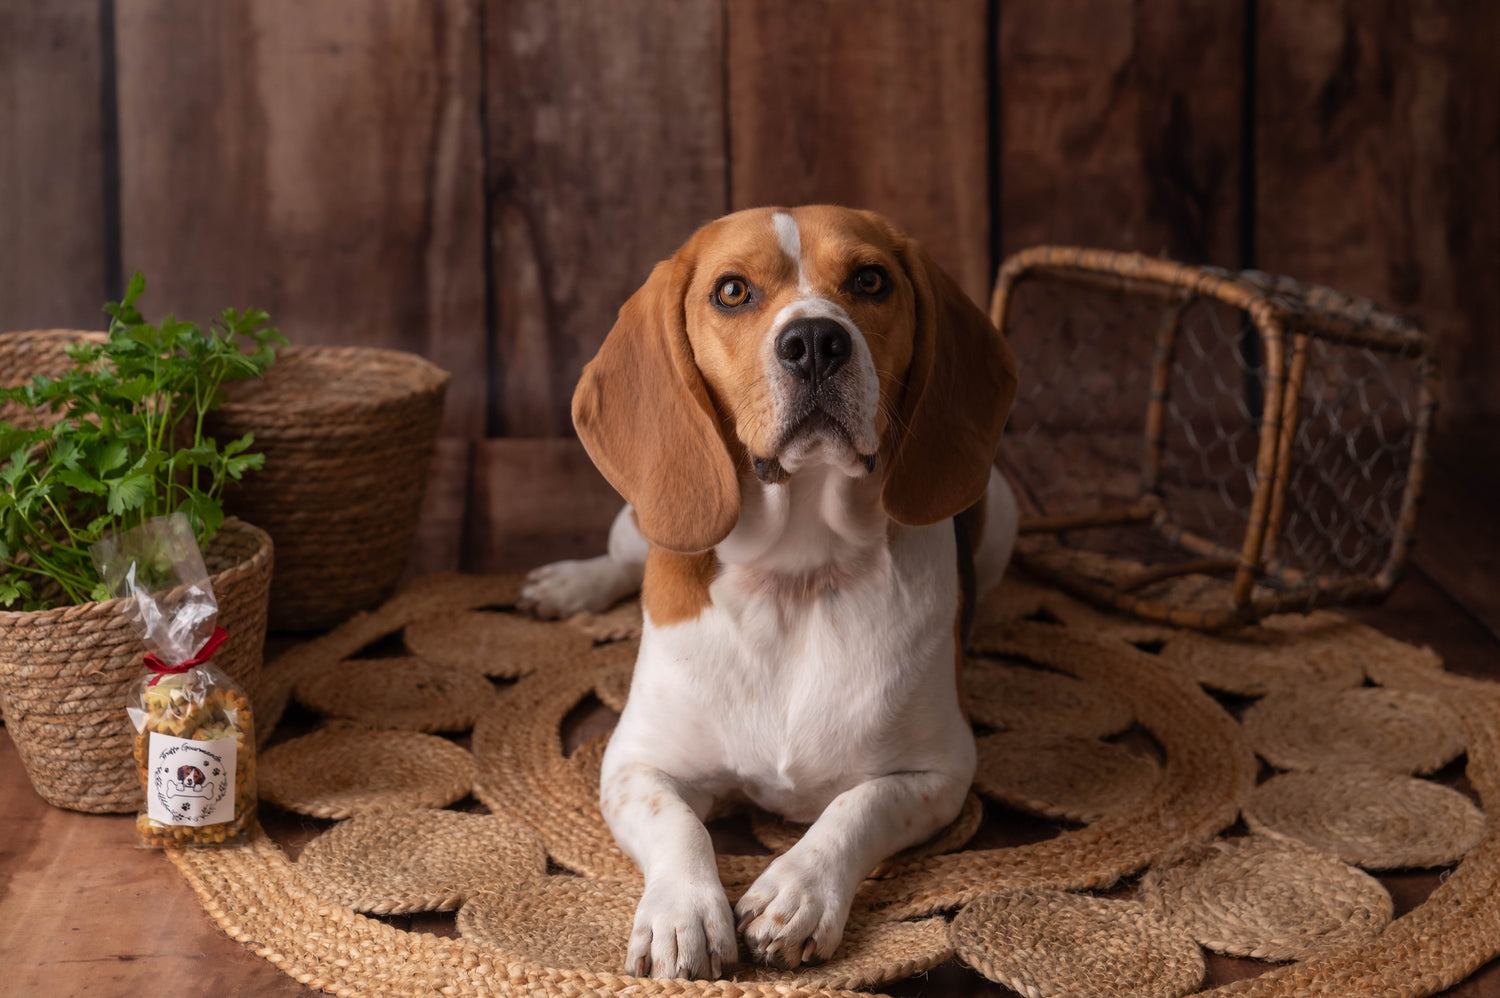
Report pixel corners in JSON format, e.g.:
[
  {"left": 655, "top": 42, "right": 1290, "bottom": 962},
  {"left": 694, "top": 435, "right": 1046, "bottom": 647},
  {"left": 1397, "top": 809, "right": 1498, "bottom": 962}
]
[
  {"left": 114, "top": 0, "right": 489, "bottom": 436},
  {"left": 1256, "top": 0, "right": 1500, "bottom": 425},
  {"left": 727, "top": 0, "right": 991, "bottom": 303},
  {"left": 997, "top": 0, "right": 1246, "bottom": 266},
  {"left": 0, "top": 2, "right": 108, "bottom": 331},
  {"left": 404, "top": 436, "right": 473, "bottom": 576},
  {"left": 466, "top": 437, "right": 624, "bottom": 574},
  {"left": 482, "top": 0, "right": 727, "bottom": 437},
  {"left": 0, "top": 747, "right": 306, "bottom": 997}
]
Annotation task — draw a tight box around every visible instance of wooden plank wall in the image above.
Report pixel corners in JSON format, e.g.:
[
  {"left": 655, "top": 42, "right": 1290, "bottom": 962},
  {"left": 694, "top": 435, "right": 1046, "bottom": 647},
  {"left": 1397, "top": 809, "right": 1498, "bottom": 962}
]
[{"left": 1, "top": 0, "right": 1496, "bottom": 574}]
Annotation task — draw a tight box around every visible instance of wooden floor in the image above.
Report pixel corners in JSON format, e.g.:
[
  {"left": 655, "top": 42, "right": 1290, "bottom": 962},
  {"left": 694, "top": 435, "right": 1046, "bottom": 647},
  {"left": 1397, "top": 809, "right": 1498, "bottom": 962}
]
[{"left": 2, "top": 427, "right": 1498, "bottom": 998}]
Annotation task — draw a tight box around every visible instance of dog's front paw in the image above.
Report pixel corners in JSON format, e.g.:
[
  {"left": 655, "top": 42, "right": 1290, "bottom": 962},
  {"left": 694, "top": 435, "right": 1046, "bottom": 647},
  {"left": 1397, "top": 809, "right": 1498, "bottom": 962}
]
[
  {"left": 734, "top": 853, "right": 851, "bottom": 970},
  {"left": 518, "top": 556, "right": 634, "bottom": 620},
  {"left": 627, "top": 880, "right": 738, "bottom": 980}
]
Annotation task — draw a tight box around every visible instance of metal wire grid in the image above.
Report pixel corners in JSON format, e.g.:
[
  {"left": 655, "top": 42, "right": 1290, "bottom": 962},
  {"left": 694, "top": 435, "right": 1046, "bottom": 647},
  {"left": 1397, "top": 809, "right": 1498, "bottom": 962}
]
[{"left": 991, "top": 246, "right": 1433, "bottom": 626}]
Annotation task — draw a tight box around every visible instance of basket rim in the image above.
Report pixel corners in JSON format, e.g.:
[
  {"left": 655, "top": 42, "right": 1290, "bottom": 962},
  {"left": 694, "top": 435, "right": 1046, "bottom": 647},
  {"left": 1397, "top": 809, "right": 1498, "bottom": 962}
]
[
  {"left": 216, "top": 345, "right": 450, "bottom": 415},
  {"left": 0, "top": 517, "right": 273, "bottom": 626}
]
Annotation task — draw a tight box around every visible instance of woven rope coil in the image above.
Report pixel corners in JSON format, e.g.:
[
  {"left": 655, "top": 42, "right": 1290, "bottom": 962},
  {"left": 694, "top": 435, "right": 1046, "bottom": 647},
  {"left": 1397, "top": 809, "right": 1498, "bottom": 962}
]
[
  {"left": 297, "top": 810, "right": 547, "bottom": 915},
  {"left": 1244, "top": 768, "right": 1485, "bottom": 870},
  {"left": 259, "top": 724, "right": 474, "bottom": 819},
  {"left": 963, "top": 657, "right": 1135, "bottom": 738},
  {"left": 0, "top": 518, "right": 272, "bottom": 812},
  {"left": 457, "top": 876, "right": 954, "bottom": 991},
  {"left": 751, "top": 791, "right": 984, "bottom": 862},
  {"left": 404, "top": 609, "right": 594, "bottom": 678},
  {"left": 1158, "top": 611, "right": 1437, "bottom": 697},
  {"left": 1139, "top": 835, "right": 1393, "bottom": 961},
  {"left": 972, "top": 731, "right": 1161, "bottom": 823},
  {"left": 1241, "top": 687, "right": 1466, "bottom": 774},
  {"left": 589, "top": 640, "right": 639, "bottom": 712},
  {"left": 207, "top": 346, "right": 449, "bottom": 632},
  {"left": 949, "top": 888, "right": 1206, "bottom": 998},
  {"left": 294, "top": 656, "right": 498, "bottom": 732}
]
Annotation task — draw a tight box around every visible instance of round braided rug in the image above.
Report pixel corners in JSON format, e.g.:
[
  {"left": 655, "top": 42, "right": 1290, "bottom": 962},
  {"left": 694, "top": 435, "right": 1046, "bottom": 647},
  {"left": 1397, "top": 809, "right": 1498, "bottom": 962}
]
[
  {"left": 457, "top": 877, "right": 953, "bottom": 990},
  {"left": 963, "top": 657, "right": 1134, "bottom": 738},
  {"left": 294, "top": 656, "right": 497, "bottom": 732},
  {"left": 1241, "top": 687, "right": 1466, "bottom": 775},
  {"left": 949, "top": 888, "right": 1206, "bottom": 998},
  {"left": 405, "top": 609, "right": 594, "bottom": 678},
  {"left": 259, "top": 725, "right": 474, "bottom": 819},
  {"left": 1244, "top": 768, "right": 1485, "bottom": 869},
  {"left": 1138, "top": 836, "right": 1393, "bottom": 961},
  {"left": 297, "top": 810, "right": 548, "bottom": 914},
  {"left": 161, "top": 573, "right": 1500, "bottom": 998},
  {"left": 972, "top": 731, "right": 1161, "bottom": 822},
  {"left": 1155, "top": 612, "right": 1437, "bottom": 697},
  {"left": 586, "top": 640, "right": 639, "bottom": 713},
  {"left": 751, "top": 791, "right": 985, "bottom": 861}
]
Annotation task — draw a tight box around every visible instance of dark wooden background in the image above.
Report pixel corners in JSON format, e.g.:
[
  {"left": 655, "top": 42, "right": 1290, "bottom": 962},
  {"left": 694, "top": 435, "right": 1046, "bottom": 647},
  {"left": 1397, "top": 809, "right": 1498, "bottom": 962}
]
[{"left": 3, "top": 0, "right": 1497, "bottom": 573}]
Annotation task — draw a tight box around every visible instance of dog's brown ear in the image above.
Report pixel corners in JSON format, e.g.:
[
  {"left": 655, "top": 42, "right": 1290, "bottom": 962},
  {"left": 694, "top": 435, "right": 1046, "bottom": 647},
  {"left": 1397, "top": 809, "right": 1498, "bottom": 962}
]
[
  {"left": 573, "top": 257, "right": 740, "bottom": 553},
  {"left": 882, "top": 239, "right": 1018, "bottom": 526}
]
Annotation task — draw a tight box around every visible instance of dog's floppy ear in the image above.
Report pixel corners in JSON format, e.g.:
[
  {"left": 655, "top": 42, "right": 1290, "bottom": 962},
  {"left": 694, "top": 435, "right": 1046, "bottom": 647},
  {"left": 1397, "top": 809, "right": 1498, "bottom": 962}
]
[
  {"left": 882, "top": 239, "right": 1018, "bottom": 526},
  {"left": 573, "top": 257, "right": 740, "bottom": 553}
]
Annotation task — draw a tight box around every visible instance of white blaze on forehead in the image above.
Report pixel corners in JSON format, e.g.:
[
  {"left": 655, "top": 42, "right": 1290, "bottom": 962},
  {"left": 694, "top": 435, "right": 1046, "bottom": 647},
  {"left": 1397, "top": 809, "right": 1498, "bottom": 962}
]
[{"left": 772, "top": 211, "right": 809, "bottom": 291}]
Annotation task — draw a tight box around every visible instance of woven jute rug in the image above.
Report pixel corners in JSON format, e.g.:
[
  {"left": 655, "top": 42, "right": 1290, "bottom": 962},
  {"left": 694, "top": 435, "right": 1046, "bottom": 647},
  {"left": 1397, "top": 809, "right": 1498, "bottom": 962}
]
[{"left": 166, "top": 570, "right": 1500, "bottom": 998}]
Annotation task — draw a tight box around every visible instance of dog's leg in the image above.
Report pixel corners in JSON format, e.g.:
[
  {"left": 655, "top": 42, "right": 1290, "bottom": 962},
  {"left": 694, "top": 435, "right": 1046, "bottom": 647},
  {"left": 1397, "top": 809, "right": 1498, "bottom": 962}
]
[
  {"left": 520, "top": 503, "right": 648, "bottom": 618},
  {"left": 601, "top": 759, "right": 738, "bottom": 979},
  {"left": 972, "top": 466, "right": 1019, "bottom": 600},
  {"left": 735, "top": 768, "right": 969, "bottom": 968}
]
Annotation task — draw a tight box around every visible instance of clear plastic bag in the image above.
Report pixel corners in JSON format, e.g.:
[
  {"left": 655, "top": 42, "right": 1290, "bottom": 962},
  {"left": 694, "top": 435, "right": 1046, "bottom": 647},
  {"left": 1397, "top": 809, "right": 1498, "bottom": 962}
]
[{"left": 92, "top": 514, "right": 256, "bottom": 847}]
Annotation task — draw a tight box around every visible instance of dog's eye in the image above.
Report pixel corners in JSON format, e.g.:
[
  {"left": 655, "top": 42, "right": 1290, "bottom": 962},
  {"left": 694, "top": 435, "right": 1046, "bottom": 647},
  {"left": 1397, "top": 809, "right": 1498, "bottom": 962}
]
[
  {"left": 715, "top": 277, "right": 750, "bottom": 308},
  {"left": 853, "top": 267, "right": 886, "bottom": 296}
]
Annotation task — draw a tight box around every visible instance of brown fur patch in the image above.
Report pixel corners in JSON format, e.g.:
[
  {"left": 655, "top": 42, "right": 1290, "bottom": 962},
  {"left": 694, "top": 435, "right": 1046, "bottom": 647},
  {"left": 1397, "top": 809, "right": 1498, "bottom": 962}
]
[{"left": 643, "top": 547, "right": 719, "bottom": 625}]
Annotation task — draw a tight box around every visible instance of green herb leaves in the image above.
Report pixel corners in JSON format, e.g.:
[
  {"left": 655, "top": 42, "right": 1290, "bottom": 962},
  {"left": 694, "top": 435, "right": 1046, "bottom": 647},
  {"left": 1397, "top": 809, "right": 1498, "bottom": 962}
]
[{"left": 0, "top": 275, "right": 285, "bottom": 609}]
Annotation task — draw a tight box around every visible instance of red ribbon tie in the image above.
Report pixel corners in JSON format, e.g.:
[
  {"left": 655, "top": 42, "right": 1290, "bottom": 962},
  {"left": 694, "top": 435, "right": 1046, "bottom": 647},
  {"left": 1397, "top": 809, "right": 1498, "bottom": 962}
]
[{"left": 144, "top": 626, "right": 230, "bottom": 686}]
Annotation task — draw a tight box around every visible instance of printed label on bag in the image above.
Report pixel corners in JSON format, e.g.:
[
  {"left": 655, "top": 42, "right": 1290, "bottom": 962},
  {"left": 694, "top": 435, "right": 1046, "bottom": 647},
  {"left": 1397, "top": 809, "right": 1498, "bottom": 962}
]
[{"left": 146, "top": 731, "right": 237, "bottom": 826}]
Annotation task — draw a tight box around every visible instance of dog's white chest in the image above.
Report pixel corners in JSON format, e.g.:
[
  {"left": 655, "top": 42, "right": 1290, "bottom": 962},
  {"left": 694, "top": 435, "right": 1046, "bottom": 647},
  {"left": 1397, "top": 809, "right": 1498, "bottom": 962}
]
[{"left": 611, "top": 516, "right": 965, "bottom": 823}]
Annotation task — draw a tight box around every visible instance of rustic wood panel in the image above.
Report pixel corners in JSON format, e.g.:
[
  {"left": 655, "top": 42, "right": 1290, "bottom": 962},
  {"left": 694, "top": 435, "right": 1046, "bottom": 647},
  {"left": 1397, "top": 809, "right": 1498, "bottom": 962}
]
[
  {"left": 997, "top": 0, "right": 1246, "bottom": 266},
  {"left": 404, "top": 436, "right": 473, "bottom": 576},
  {"left": 482, "top": 0, "right": 727, "bottom": 437},
  {"left": 1256, "top": 0, "right": 1500, "bottom": 425},
  {"left": 0, "top": 2, "right": 109, "bottom": 331},
  {"left": 727, "top": 0, "right": 991, "bottom": 303},
  {"left": 466, "top": 438, "right": 623, "bottom": 574},
  {"left": 114, "top": 0, "right": 489, "bottom": 437}
]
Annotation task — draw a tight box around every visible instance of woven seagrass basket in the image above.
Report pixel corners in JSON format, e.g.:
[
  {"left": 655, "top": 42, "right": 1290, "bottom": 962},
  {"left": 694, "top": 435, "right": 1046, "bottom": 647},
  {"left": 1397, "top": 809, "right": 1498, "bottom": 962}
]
[
  {"left": 207, "top": 346, "right": 449, "bottom": 632},
  {"left": 993, "top": 246, "right": 1437, "bottom": 630},
  {"left": 0, "top": 328, "right": 104, "bottom": 427},
  {"left": 0, "top": 518, "right": 272, "bottom": 813}
]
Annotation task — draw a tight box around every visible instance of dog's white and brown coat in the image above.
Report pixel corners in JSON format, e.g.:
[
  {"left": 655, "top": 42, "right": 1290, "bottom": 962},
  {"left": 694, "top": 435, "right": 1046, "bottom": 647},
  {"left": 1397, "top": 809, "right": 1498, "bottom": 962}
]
[{"left": 522, "top": 205, "right": 1020, "bottom": 979}]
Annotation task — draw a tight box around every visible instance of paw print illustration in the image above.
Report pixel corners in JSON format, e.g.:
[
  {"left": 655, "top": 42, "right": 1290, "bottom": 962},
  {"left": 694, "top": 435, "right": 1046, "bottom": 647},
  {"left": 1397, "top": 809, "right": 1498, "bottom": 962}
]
[
  {"left": 212, "top": 768, "right": 221, "bottom": 777},
  {"left": 180, "top": 803, "right": 191, "bottom": 813}
]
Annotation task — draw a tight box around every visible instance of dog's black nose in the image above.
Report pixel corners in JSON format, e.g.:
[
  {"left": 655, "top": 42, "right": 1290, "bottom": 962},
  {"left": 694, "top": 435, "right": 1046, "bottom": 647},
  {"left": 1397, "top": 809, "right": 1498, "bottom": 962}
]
[{"left": 775, "top": 318, "right": 851, "bottom": 388}]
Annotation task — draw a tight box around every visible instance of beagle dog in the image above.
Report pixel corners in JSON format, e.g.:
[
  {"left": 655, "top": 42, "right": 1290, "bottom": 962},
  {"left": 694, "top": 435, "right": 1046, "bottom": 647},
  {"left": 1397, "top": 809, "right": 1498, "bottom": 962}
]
[{"left": 521, "top": 205, "right": 1019, "bottom": 979}]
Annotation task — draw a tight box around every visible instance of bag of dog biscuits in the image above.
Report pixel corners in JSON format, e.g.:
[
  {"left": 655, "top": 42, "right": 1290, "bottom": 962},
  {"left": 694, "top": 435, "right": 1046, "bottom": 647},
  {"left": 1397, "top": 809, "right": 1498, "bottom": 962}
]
[{"left": 92, "top": 513, "right": 256, "bottom": 847}]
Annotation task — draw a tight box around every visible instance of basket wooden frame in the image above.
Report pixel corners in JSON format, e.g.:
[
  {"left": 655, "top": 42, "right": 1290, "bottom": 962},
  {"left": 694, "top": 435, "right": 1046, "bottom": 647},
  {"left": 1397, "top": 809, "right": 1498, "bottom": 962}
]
[{"left": 989, "top": 246, "right": 1439, "bottom": 630}]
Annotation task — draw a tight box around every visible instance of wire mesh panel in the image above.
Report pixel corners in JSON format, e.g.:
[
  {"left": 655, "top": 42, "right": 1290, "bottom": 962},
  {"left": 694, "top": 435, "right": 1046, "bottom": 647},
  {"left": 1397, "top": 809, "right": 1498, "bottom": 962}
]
[{"left": 990, "top": 247, "right": 1436, "bottom": 630}]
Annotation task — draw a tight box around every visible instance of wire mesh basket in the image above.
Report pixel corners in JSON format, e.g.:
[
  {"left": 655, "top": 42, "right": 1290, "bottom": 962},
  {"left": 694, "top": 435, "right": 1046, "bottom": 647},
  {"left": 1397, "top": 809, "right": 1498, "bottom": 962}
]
[{"left": 991, "top": 246, "right": 1438, "bottom": 630}]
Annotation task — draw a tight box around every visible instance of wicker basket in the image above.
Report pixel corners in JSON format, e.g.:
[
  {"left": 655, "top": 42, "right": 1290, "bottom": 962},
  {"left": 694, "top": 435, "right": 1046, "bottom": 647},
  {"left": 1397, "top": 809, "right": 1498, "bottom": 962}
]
[
  {"left": 992, "top": 246, "right": 1436, "bottom": 630},
  {"left": 0, "top": 518, "right": 273, "bottom": 813},
  {"left": 0, "top": 328, "right": 104, "bottom": 428},
  {"left": 207, "top": 346, "right": 449, "bottom": 632}
]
